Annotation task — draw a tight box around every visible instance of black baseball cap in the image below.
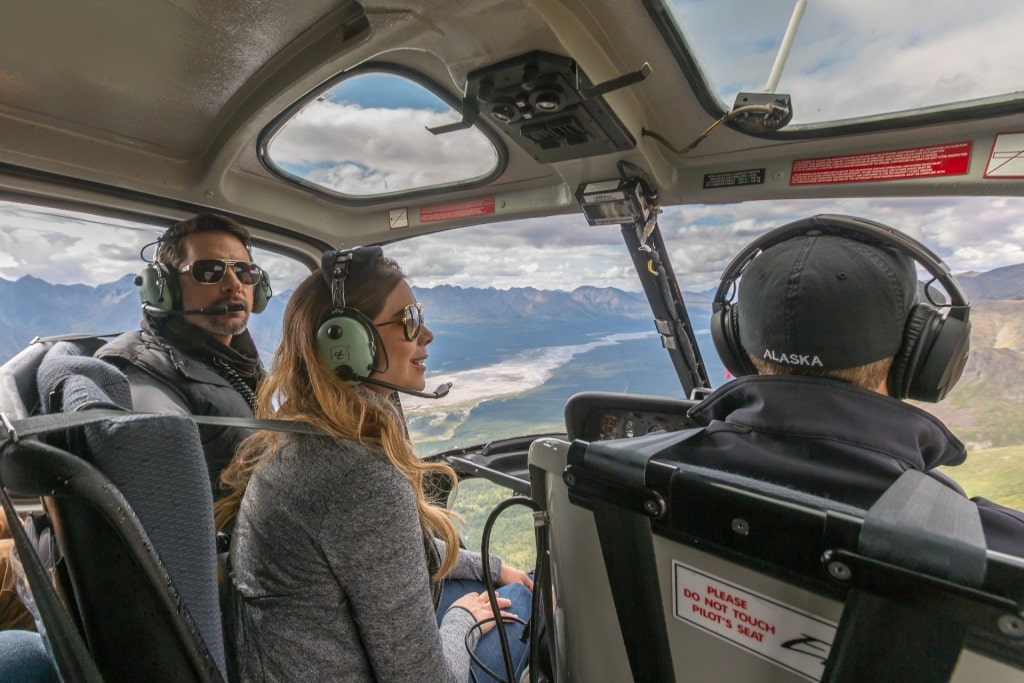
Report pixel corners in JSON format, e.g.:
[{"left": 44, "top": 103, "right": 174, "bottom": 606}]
[{"left": 737, "top": 232, "right": 918, "bottom": 370}]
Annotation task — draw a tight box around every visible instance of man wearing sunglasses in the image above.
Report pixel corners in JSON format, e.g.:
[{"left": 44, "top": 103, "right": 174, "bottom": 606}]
[{"left": 96, "top": 213, "right": 269, "bottom": 498}]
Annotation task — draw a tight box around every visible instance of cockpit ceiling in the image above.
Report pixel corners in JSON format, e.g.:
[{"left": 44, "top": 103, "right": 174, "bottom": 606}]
[
  {"left": 0, "top": 0, "right": 367, "bottom": 158},
  {"left": 3, "top": 0, "right": 1024, "bottom": 253}
]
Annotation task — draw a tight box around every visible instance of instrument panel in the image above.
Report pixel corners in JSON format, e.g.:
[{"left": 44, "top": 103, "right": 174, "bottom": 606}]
[
  {"left": 441, "top": 392, "right": 701, "bottom": 495},
  {"left": 594, "top": 409, "right": 693, "bottom": 440},
  {"left": 565, "top": 391, "right": 701, "bottom": 442}
]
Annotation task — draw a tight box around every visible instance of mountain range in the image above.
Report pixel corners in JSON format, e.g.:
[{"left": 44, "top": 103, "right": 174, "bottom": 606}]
[
  {"left": 956, "top": 263, "right": 1024, "bottom": 301},
  {"left": 0, "top": 274, "right": 663, "bottom": 364},
  {"left": 2, "top": 264, "right": 1021, "bottom": 359},
  {"left": 2, "top": 264, "right": 1022, "bottom": 450}
]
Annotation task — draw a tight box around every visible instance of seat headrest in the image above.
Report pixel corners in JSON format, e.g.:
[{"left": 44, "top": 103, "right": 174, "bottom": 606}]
[{"left": 37, "top": 343, "right": 132, "bottom": 413}]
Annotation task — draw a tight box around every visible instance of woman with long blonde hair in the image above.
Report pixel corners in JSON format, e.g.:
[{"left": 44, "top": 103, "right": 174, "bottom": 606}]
[{"left": 216, "top": 247, "right": 532, "bottom": 682}]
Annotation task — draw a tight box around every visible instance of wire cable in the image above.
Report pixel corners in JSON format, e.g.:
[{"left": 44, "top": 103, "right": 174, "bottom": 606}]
[
  {"left": 529, "top": 509, "right": 551, "bottom": 683},
  {"left": 465, "top": 615, "right": 530, "bottom": 683},
  {"left": 642, "top": 104, "right": 782, "bottom": 155},
  {"left": 480, "top": 495, "right": 543, "bottom": 683}
]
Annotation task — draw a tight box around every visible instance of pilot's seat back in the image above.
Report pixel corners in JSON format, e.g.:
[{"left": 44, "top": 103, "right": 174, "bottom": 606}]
[
  {"left": 0, "top": 340, "right": 227, "bottom": 682},
  {"left": 529, "top": 432, "right": 1024, "bottom": 683}
]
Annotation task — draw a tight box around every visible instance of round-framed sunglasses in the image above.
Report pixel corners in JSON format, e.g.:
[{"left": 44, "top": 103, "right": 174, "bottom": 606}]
[
  {"left": 375, "top": 302, "right": 423, "bottom": 341},
  {"left": 180, "top": 259, "right": 263, "bottom": 286}
]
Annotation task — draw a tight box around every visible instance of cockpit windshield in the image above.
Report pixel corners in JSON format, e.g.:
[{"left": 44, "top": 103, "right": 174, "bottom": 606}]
[
  {"left": 3, "top": 194, "right": 1023, "bottom": 464},
  {"left": 662, "top": 0, "right": 1024, "bottom": 124}
]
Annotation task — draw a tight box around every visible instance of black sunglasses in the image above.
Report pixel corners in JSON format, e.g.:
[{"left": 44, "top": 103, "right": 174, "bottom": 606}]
[
  {"left": 180, "top": 259, "right": 263, "bottom": 286},
  {"left": 375, "top": 302, "right": 423, "bottom": 341}
]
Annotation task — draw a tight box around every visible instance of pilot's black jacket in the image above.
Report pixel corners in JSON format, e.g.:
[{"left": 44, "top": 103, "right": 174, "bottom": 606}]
[
  {"left": 664, "top": 374, "right": 1024, "bottom": 557},
  {"left": 95, "top": 320, "right": 262, "bottom": 498}
]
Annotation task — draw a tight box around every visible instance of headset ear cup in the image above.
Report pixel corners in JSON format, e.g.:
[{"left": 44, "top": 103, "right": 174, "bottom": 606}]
[
  {"left": 252, "top": 272, "right": 273, "bottom": 314},
  {"left": 135, "top": 262, "right": 177, "bottom": 317},
  {"left": 315, "top": 309, "right": 377, "bottom": 382},
  {"left": 899, "top": 311, "right": 971, "bottom": 403},
  {"left": 711, "top": 304, "right": 756, "bottom": 378},
  {"left": 889, "top": 305, "right": 942, "bottom": 400}
]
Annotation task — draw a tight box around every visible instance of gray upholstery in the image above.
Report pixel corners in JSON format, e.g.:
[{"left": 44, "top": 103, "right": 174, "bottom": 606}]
[
  {"left": 30, "top": 340, "right": 227, "bottom": 681},
  {"left": 37, "top": 341, "right": 133, "bottom": 413},
  {"left": 0, "top": 339, "right": 112, "bottom": 419},
  {"left": 82, "top": 412, "right": 226, "bottom": 675},
  {"left": 0, "top": 342, "right": 49, "bottom": 418}
]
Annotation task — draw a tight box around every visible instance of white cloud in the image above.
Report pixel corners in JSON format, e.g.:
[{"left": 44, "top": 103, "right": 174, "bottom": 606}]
[
  {"left": 269, "top": 101, "right": 498, "bottom": 195},
  {"left": 671, "top": 0, "right": 1024, "bottom": 122},
  {"left": 384, "top": 196, "right": 1024, "bottom": 294},
  {"left": 0, "top": 204, "right": 314, "bottom": 292},
  {"left": 3, "top": 196, "right": 1023, "bottom": 295},
  {"left": 386, "top": 223, "right": 642, "bottom": 291},
  {"left": 0, "top": 205, "right": 153, "bottom": 284}
]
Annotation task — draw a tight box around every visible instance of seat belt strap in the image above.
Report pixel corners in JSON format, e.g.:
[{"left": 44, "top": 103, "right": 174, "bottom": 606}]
[
  {"left": 2, "top": 410, "right": 322, "bottom": 444},
  {"left": 591, "top": 499, "right": 677, "bottom": 683},
  {"left": 822, "top": 471, "right": 986, "bottom": 683}
]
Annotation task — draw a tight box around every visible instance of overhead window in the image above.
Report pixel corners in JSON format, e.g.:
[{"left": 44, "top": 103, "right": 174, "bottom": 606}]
[
  {"left": 262, "top": 70, "right": 502, "bottom": 199},
  {"left": 662, "top": 0, "right": 1024, "bottom": 126}
]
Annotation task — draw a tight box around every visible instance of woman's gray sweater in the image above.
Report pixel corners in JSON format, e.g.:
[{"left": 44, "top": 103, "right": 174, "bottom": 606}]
[{"left": 229, "top": 395, "right": 501, "bottom": 681}]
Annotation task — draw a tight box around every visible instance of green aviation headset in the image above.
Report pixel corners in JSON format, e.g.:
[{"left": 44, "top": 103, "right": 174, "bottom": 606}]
[
  {"left": 315, "top": 247, "right": 383, "bottom": 382},
  {"left": 136, "top": 260, "right": 272, "bottom": 317},
  {"left": 710, "top": 214, "right": 972, "bottom": 403}
]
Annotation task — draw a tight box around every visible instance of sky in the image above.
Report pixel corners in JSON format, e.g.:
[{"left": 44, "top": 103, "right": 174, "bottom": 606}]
[
  {"left": 3, "top": 195, "right": 1022, "bottom": 296},
  {"left": 672, "top": 0, "right": 1024, "bottom": 124},
  {"left": 2, "top": 0, "right": 1024, "bottom": 294},
  {"left": 384, "top": 196, "right": 1024, "bottom": 295}
]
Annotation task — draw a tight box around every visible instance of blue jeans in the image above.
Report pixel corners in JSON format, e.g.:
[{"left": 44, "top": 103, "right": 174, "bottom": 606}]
[
  {"left": 438, "top": 578, "right": 532, "bottom": 683},
  {"left": 0, "top": 630, "right": 59, "bottom": 683}
]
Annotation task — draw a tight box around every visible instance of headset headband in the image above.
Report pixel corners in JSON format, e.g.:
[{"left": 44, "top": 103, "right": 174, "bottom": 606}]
[
  {"left": 709, "top": 213, "right": 972, "bottom": 402},
  {"left": 714, "top": 214, "right": 968, "bottom": 319},
  {"left": 316, "top": 246, "right": 385, "bottom": 384},
  {"left": 321, "top": 246, "right": 383, "bottom": 310}
]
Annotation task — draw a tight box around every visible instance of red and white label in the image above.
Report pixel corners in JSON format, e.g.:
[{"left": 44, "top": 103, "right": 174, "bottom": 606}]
[
  {"left": 790, "top": 142, "right": 971, "bottom": 185},
  {"left": 673, "top": 561, "right": 837, "bottom": 681},
  {"left": 984, "top": 132, "right": 1024, "bottom": 178},
  {"left": 419, "top": 197, "right": 496, "bottom": 223},
  {"left": 388, "top": 208, "right": 409, "bottom": 230}
]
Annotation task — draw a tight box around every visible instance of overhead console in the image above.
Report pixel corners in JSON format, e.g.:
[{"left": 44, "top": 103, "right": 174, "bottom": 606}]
[{"left": 447, "top": 51, "right": 642, "bottom": 163}]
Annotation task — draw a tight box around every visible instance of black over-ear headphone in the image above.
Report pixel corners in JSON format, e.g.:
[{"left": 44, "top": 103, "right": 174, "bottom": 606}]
[
  {"left": 136, "top": 252, "right": 272, "bottom": 317},
  {"left": 315, "top": 247, "right": 383, "bottom": 383},
  {"left": 710, "top": 214, "right": 971, "bottom": 402}
]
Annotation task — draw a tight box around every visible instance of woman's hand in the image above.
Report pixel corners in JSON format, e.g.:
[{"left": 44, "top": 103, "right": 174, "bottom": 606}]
[
  {"left": 498, "top": 565, "right": 534, "bottom": 591},
  {"left": 450, "top": 592, "right": 515, "bottom": 635}
]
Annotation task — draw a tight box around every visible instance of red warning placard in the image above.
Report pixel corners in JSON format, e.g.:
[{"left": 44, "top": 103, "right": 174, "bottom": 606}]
[
  {"left": 673, "top": 561, "right": 836, "bottom": 681},
  {"left": 419, "top": 197, "right": 496, "bottom": 223},
  {"left": 790, "top": 142, "right": 971, "bottom": 186}
]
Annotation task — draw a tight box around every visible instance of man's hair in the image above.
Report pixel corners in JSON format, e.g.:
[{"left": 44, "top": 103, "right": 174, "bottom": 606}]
[
  {"left": 154, "top": 213, "right": 252, "bottom": 269},
  {"left": 749, "top": 353, "right": 893, "bottom": 390}
]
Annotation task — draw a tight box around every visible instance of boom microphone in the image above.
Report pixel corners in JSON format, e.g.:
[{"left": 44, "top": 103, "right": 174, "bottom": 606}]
[
  {"left": 334, "top": 364, "right": 452, "bottom": 399},
  {"left": 357, "top": 375, "right": 452, "bottom": 399},
  {"left": 142, "top": 303, "right": 247, "bottom": 316}
]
